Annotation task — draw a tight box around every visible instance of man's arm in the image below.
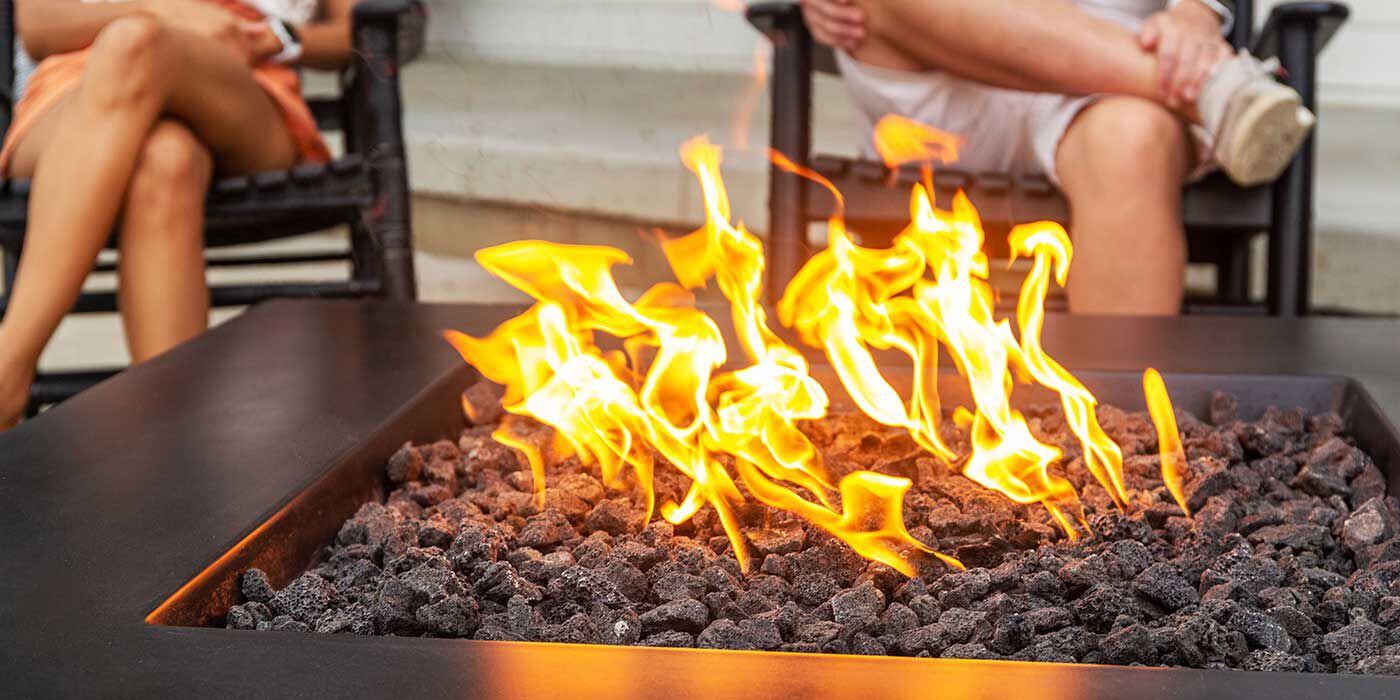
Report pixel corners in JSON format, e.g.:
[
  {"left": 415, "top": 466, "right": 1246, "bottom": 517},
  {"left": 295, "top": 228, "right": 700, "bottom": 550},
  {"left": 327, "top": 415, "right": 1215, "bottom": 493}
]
[{"left": 297, "top": 0, "right": 355, "bottom": 70}]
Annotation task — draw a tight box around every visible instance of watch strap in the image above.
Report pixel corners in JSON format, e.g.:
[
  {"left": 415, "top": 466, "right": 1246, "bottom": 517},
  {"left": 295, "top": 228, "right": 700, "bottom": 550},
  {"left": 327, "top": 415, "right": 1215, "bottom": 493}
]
[{"left": 267, "top": 19, "right": 304, "bottom": 65}]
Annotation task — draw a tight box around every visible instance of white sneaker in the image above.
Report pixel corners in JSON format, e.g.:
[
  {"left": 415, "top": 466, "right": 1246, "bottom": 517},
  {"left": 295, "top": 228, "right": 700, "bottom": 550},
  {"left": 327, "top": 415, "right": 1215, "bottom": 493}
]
[{"left": 1197, "top": 51, "right": 1316, "bottom": 187}]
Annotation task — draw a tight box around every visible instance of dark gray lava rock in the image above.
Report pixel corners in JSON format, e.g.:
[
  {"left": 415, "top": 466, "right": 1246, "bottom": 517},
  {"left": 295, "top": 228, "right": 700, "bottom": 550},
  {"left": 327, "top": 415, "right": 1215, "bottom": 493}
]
[
  {"left": 270, "top": 573, "right": 340, "bottom": 625},
  {"left": 1133, "top": 562, "right": 1199, "bottom": 611},
  {"left": 416, "top": 595, "right": 479, "bottom": 637},
  {"left": 831, "top": 581, "right": 885, "bottom": 629},
  {"left": 1322, "top": 619, "right": 1385, "bottom": 671},
  {"left": 1355, "top": 655, "right": 1400, "bottom": 676},
  {"left": 1101, "top": 623, "right": 1155, "bottom": 665},
  {"left": 641, "top": 599, "right": 711, "bottom": 635},
  {"left": 241, "top": 568, "right": 276, "bottom": 604}
]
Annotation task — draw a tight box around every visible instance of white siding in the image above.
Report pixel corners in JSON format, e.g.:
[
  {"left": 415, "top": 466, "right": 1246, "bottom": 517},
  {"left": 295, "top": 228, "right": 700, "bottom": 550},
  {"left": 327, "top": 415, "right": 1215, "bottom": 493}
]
[
  {"left": 424, "top": 0, "right": 759, "bottom": 73},
  {"left": 1257, "top": 0, "right": 1400, "bottom": 108}
]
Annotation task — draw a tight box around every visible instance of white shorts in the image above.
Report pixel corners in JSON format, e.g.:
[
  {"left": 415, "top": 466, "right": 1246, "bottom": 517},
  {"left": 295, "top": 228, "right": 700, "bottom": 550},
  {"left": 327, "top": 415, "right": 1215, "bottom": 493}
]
[{"left": 836, "top": 0, "right": 1215, "bottom": 185}]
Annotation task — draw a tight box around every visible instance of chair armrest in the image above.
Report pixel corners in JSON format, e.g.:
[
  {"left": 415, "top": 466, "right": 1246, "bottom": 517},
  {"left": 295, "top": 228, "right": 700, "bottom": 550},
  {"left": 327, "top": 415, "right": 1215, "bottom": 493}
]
[
  {"left": 745, "top": 2, "right": 802, "bottom": 34},
  {"left": 353, "top": 0, "right": 413, "bottom": 19},
  {"left": 353, "top": 0, "right": 428, "bottom": 66},
  {"left": 1251, "top": 2, "right": 1349, "bottom": 60}
]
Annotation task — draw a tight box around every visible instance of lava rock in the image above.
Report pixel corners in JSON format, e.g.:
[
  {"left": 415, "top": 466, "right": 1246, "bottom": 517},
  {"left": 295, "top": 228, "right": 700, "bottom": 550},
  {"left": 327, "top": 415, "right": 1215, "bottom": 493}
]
[
  {"left": 1321, "top": 620, "right": 1385, "bottom": 671},
  {"left": 1242, "top": 649, "right": 1309, "bottom": 672},
  {"left": 241, "top": 568, "right": 276, "bottom": 604},
  {"left": 1133, "top": 563, "right": 1199, "bottom": 612},
  {"left": 640, "top": 631, "right": 696, "bottom": 648},
  {"left": 1355, "top": 655, "right": 1400, "bottom": 676},
  {"left": 1072, "top": 584, "right": 1140, "bottom": 633},
  {"left": 1101, "top": 623, "right": 1155, "bottom": 665},
  {"left": 386, "top": 443, "right": 426, "bottom": 484},
  {"left": 416, "top": 595, "right": 480, "bottom": 637},
  {"left": 640, "top": 599, "right": 711, "bottom": 635},
  {"left": 586, "top": 499, "right": 639, "bottom": 536},
  {"left": 270, "top": 573, "right": 340, "bottom": 625},
  {"left": 831, "top": 581, "right": 886, "bottom": 629}
]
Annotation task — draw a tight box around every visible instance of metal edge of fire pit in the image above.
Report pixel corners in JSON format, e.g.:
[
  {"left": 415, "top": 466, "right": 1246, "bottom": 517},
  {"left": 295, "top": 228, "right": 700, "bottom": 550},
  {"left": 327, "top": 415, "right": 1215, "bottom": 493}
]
[{"left": 3, "top": 300, "right": 1400, "bottom": 699}]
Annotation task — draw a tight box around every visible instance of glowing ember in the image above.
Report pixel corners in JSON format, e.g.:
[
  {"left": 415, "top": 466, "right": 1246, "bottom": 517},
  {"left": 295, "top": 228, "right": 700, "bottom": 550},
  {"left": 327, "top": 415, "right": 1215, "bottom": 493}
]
[{"left": 442, "top": 118, "right": 1191, "bottom": 576}]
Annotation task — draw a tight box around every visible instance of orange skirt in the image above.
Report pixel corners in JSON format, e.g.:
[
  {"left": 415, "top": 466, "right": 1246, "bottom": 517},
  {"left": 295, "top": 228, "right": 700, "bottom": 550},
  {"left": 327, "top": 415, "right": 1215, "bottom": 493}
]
[{"left": 0, "top": 43, "right": 330, "bottom": 175}]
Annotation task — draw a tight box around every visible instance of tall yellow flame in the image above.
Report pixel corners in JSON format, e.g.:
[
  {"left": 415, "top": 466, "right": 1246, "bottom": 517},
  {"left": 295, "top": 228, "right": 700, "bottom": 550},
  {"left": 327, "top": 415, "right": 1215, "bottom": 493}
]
[{"left": 1143, "top": 368, "right": 1190, "bottom": 516}]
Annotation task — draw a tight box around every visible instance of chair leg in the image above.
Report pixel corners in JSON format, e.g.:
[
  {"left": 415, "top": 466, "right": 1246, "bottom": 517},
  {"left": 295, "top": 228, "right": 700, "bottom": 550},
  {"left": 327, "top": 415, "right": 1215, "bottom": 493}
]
[
  {"left": 1216, "top": 237, "right": 1252, "bottom": 305},
  {"left": 1266, "top": 19, "right": 1318, "bottom": 317},
  {"left": 765, "top": 14, "right": 815, "bottom": 302},
  {"left": 349, "top": 219, "right": 382, "bottom": 284},
  {"left": 352, "top": 11, "right": 417, "bottom": 302}
]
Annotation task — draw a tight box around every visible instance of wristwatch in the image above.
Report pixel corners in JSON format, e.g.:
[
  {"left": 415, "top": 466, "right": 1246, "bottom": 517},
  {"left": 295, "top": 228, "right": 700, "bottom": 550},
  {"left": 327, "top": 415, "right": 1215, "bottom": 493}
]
[
  {"left": 267, "top": 18, "right": 304, "bottom": 65},
  {"left": 1167, "top": 0, "right": 1235, "bottom": 36}
]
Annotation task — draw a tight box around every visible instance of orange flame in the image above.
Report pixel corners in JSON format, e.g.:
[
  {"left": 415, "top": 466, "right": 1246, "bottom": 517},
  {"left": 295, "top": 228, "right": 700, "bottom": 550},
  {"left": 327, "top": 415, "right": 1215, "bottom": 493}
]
[
  {"left": 444, "top": 117, "right": 1188, "bottom": 575},
  {"left": 1009, "top": 225, "right": 1129, "bottom": 509},
  {"left": 1143, "top": 368, "right": 1190, "bottom": 516},
  {"left": 872, "top": 114, "right": 963, "bottom": 169}
]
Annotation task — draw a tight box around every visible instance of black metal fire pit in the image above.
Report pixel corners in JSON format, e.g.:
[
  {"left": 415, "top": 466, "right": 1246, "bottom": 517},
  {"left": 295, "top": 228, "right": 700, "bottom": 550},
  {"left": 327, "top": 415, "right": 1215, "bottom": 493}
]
[{"left": 4, "top": 299, "right": 1400, "bottom": 698}]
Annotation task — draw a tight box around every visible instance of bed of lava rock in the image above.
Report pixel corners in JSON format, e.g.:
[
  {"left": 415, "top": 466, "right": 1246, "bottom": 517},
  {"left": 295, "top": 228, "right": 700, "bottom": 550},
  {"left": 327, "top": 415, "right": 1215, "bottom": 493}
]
[{"left": 229, "top": 384, "right": 1400, "bottom": 675}]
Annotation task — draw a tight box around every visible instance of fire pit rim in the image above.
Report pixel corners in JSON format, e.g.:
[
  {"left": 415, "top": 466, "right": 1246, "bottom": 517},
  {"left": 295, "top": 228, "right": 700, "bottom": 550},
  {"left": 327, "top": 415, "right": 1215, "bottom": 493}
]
[{"left": 5, "top": 300, "right": 1400, "bottom": 699}]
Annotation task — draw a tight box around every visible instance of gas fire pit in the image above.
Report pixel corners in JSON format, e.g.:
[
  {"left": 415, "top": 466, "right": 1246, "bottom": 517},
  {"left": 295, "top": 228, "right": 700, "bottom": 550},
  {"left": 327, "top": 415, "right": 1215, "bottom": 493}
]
[
  {"left": 5, "top": 300, "right": 1400, "bottom": 699},
  {"left": 203, "top": 137, "right": 1400, "bottom": 678},
  {"left": 226, "top": 370, "right": 1400, "bottom": 675}
]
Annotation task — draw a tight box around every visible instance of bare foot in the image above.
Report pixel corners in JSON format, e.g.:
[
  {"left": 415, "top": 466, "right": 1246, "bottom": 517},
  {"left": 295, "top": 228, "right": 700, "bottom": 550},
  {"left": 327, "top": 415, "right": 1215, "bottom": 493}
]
[{"left": 0, "top": 362, "right": 33, "bottom": 431}]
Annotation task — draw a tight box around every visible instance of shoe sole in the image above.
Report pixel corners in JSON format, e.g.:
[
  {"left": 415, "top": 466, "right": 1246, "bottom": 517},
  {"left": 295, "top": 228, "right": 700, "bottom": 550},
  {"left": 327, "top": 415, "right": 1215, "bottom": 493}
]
[{"left": 1221, "top": 90, "right": 1315, "bottom": 187}]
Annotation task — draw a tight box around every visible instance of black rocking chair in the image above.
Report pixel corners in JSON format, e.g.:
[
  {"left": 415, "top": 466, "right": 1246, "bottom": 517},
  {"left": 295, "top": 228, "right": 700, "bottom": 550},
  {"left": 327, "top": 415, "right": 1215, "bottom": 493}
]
[
  {"left": 746, "top": 0, "right": 1349, "bottom": 316},
  {"left": 0, "top": 0, "right": 427, "bottom": 409}
]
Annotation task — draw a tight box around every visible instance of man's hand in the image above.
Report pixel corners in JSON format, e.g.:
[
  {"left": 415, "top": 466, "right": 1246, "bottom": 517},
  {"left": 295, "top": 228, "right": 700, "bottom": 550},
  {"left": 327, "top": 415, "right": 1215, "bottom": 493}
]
[
  {"left": 801, "top": 0, "right": 867, "bottom": 51},
  {"left": 142, "top": 0, "right": 250, "bottom": 60},
  {"left": 1140, "top": 0, "right": 1232, "bottom": 108}
]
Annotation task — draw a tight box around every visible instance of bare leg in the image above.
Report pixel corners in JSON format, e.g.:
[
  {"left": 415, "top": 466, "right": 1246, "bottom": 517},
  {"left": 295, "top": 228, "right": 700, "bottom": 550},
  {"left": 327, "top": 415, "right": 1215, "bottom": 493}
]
[
  {"left": 118, "top": 121, "right": 214, "bottom": 363},
  {"left": 0, "top": 15, "right": 297, "bottom": 427},
  {"left": 854, "top": 0, "right": 1161, "bottom": 102},
  {"left": 1056, "top": 97, "right": 1192, "bottom": 315}
]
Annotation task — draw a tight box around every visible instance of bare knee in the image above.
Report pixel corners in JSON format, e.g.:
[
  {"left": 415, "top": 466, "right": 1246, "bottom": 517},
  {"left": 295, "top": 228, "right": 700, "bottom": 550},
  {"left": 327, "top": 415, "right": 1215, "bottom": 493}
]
[
  {"left": 1058, "top": 97, "right": 1192, "bottom": 194},
  {"left": 124, "top": 122, "right": 212, "bottom": 239},
  {"left": 86, "top": 14, "right": 170, "bottom": 108}
]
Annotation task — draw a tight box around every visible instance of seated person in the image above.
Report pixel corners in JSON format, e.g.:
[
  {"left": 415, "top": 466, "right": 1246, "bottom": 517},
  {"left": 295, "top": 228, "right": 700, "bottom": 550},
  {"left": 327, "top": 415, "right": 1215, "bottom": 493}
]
[
  {"left": 800, "top": 0, "right": 1311, "bottom": 315},
  {"left": 0, "top": 0, "right": 355, "bottom": 429}
]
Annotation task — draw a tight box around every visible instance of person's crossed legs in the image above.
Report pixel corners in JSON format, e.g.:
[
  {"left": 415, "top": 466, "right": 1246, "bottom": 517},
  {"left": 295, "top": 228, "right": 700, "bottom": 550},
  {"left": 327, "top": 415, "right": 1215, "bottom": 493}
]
[
  {"left": 0, "top": 14, "right": 298, "bottom": 427},
  {"left": 805, "top": 0, "right": 1311, "bottom": 316}
]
